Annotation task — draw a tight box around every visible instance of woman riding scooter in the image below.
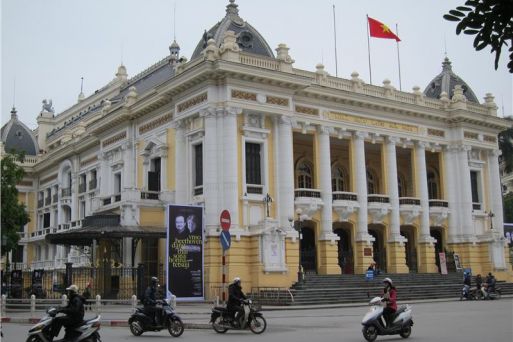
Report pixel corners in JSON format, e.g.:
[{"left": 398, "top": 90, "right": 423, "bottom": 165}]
[{"left": 382, "top": 278, "right": 397, "bottom": 327}]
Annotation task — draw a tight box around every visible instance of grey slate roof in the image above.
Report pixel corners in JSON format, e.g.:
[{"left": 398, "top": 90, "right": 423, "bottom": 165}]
[
  {"left": 424, "top": 57, "right": 479, "bottom": 103},
  {"left": 1, "top": 108, "right": 38, "bottom": 155},
  {"left": 191, "top": 0, "right": 274, "bottom": 60}
]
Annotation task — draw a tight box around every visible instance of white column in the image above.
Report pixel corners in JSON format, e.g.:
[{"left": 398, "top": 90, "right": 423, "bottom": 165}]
[
  {"left": 222, "top": 108, "right": 240, "bottom": 229},
  {"left": 71, "top": 172, "right": 78, "bottom": 221},
  {"left": 353, "top": 132, "right": 369, "bottom": 241},
  {"left": 414, "top": 142, "right": 431, "bottom": 242},
  {"left": 443, "top": 145, "right": 461, "bottom": 241},
  {"left": 278, "top": 116, "right": 295, "bottom": 229},
  {"left": 122, "top": 142, "right": 134, "bottom": 189},
  {"left": 174, "top": 120, "right": 187, "bottom": 203},
  {"left": 487, "top": 149, "right": 504, "bottom": 235},
  {"left": 386, "top": 137, "right": 401, "bottom": 241},
  {"left": 318, "top": 126, "right": 333, "bottom": 236},
  {"left": 202, "top": 108, "right": 219, "bottom": 230},
  {"left": 457, "top": 145, "right": 474, "bottom": 240}
]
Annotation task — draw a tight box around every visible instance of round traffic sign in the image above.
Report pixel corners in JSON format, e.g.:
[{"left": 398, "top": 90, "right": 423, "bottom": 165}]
[{"left": 220, "top": 210, "right": 231, "bottom": 231}]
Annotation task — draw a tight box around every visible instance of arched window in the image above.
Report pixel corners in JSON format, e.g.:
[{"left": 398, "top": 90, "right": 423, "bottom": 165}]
[
  {"left": 367, "top": 169, "right": 378, "bottom": 194},
  {"left": 296, "top": 160, "right": 313, "bottom": 189},
  {"left": 427, "top": 169, "right": 439, "bottom": 199},
  {"left": 332, "top": 165, "right": 349, "bottom": 192},
  {"left": 398, "top": 173, "right": 407, "bottom": 197}
]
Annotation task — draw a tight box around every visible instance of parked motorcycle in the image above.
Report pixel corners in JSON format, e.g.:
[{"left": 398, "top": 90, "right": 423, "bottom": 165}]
[
  {"left": 26, "top": 307, "right": 101, "bottom": 342},
  {"left": 210, "top": 299, "right": 266, "bottom": 334},
  {"left": 460, "top": 285, "right": 480, "bottom": 300},
  {"left": 129, "top": 299, "right": 184, "bottom": 337},
  {"left": 361, "top": 296, "right": 414, "bottom": 342},
  {"left": 481, "top": 285, "right": 502, "bottom": 300}
]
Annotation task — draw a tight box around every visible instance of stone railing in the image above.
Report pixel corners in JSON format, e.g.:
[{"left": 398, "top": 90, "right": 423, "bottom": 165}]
[
  {"left": 141, "top": 191, "right": 160, "bottom": 200},
  {"left": 368, "top": 194, "right": 390, "bottom": 203},
  {"left": 429, "top": 200, "right": 449, "bottom": 208},
  {"left": 239, "top": 54, "right": 280, "bottom": 71},
  {"left": 246, "top": 184, "right": 263, "bottom": 195},
  {"left": 294, "top": 188, "right": 322, "bottom": 198},
  {"left": 472, "top": 202, "right": 482, "bottom": 211},
  {"left": 61, "top": 188, "right": 71, "bottom": 197},
  {"left": 332, "top": 191, "right": 357, "bottom": 201},
  {"left": 399, "top": 197, "right": 421, "bottom": 205}
]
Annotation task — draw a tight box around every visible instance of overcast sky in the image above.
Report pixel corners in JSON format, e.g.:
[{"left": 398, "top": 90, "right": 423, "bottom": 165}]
[{"left": 2, "top": 0, "right": 512, "bottom": 129}]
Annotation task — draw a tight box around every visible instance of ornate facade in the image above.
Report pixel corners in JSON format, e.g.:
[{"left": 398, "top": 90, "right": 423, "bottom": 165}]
[{"left": 2, "top": 1, "right": 512, "bottom": 297}]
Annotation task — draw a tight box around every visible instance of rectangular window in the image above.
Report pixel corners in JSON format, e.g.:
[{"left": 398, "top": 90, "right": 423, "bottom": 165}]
[
  {"left": 114, "top": 173, "right": 122, "bottom": 193},
  {"left": 194, "top": 144, "right": 203, "bottom": 187},
  {"left": 246, "top": 142, "right": 262, "bottom": 185},
  {"left": 148, "top": 158, "right": 161, "bottom": 191},
  {"left": 80, "top": 201, "right": 86, "bottom": 219},
  {"left": 470, "top": 171, "right": 480, "bottom": 203},
  {"left": 43, "top": 213, "right": 51, "bottom": 228},
  {"left": 12, "top": 246, "right": 23, "bottom": 263}
]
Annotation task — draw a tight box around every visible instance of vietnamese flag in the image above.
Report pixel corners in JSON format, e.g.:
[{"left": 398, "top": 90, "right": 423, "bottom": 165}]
[{"left": 368, "top": 17, "right": 400, "bottom": 42}]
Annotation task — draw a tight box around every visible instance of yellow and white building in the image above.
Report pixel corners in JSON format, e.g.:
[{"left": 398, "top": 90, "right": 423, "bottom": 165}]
[{"left": 2, "top": 0, "right": 512, "bottom": 295}]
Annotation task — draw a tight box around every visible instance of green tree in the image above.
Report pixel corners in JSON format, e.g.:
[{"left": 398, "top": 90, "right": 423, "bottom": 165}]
[
  {"left": 499, "top": 117, "right": 513, "bottom": 173},
  {"left": 504, "top": 192, "right": 513, "bottom": 222},
  {"left": 1, "top": 152, "right": 30, "bottom": 256},
  {"left": 444, "top": 0, "right": 513, "bottom": 73}
]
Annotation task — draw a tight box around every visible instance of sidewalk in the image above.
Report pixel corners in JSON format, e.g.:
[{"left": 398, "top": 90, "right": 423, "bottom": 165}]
[{"left": 2, "top": 296, "right": 511, "bottom": 328}]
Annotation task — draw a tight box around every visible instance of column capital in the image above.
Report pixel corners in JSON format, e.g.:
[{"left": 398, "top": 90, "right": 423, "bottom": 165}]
[
  {"left": 487, "top": 149, "right": 501, "bottom": 157},
  {"left": 353, "top": 131, "right": 368, "bottom": 139},
  {"left": 415, "top": 140, "right": 428, "bottom": 149},
  {"left": 224, "top": 106, "right": 243, "bottom": 117},
  {"left": 317, "top": 125, "right": 332, "bottom": 135},
  {"left": 278, "top": 115, "right": 292, "bottom": 126},
  {"left": 171, "top": 119, "right": 186, "bottom": 130},
  {"left": 199, "top": 107, "right": 218, "bottom": 118},
  {"left": 386, "top": 136, "right": 401, "bottom": 145}
]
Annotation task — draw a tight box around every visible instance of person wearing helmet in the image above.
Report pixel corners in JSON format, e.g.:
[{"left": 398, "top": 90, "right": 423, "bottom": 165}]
[
  {"left": 51, "top": 284, "right": 85, "bottom": 339},
  {"left": 144, "top": 277, "right": 160, "bottom": 325},
  {"left": 382, "top": 278, "right": 397, "bottom": 328},
  {"left": 227, "top": 277, "right": 247, "bottom": 327}
]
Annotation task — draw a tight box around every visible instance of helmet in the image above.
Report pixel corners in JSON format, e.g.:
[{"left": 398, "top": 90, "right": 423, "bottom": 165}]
[
  {"left": 233, "top": 277, "right": 241, "bottom": 284},
  {"left": 66, "top": 284, "right": 79, "bottom": 293},
  {"left": 383, "top": 278, "right": 393, "bottom": 286},
  {"left": 151, "top": 277, "right": 159, "bottom": 285}
]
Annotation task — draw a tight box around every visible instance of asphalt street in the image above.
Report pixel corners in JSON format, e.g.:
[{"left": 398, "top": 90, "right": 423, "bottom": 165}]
[{"left": 3, "top": 300, "right": 512, "bottom": 342}]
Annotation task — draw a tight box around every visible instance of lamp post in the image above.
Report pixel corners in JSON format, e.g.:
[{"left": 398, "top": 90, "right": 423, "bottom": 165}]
[
  {"left": 488, "top": 211, "right": 495, "bottom": 231},
  {"left": 295, "top": 208, "right": 304, "bottom": 287},
  {"left": 263, "top": 193, "right": 273, "bottom": 218}
]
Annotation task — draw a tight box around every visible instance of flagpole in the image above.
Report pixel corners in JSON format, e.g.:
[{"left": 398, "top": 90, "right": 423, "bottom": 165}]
[
  {"left": 396, "top": 23, "right": 402, "bottom": 91},
  {"left": 366, "top": 14, "right": 373, "bottom": 85},
  {"left": 333, "top": 4, "right": 339, "bottom": 77}
]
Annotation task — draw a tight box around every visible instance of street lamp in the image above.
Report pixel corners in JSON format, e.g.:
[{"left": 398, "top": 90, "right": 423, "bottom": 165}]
[
  {"left": 293, "top": 208, "right": 304, "bottom": 287},
  {"left": 487, "top": 211, "right": 495, "bottom": 231}
]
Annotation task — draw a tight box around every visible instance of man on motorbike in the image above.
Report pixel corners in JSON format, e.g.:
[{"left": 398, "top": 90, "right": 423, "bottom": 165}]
[
  {"left": 227, "top": 277, "right": 247, "bottom": 327},
  {"left": 382, "top": 278, "right": 397, "bottom": 328},
  {"left": 51, "top": 284, "right": 85, "bottom": 339},
  {"left": 483, "top": 272, "right": 496, "bottom": 298},
  {"left": 144, "top": 277, "right": 160, "bottom": 325}
]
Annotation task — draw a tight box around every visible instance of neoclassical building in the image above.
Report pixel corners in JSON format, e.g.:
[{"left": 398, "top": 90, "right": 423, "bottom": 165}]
[{"left": 2, "top": 0, "right": 512, "bottom": 297}]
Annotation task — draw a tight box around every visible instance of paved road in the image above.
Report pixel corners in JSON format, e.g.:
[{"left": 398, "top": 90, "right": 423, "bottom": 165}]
[{"left": 4, "top": 300, "right": 512, "bottom": 341}]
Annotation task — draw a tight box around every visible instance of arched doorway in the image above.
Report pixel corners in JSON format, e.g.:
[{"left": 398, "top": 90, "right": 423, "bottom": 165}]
[
  {"left": 431, "top": 227, "right": 444, "bottom": 272},
  {"left": 368, "top": 224, "right": 387, "bottom": 273},
  {"left": 300, "top": 225, "right": 316, "bottom": 273},
  {"left": 334, "top": 223, "right": 354, "bottom": 274},
  {"left": 400, "top": 225, "right": 417, "bottom": 273}
]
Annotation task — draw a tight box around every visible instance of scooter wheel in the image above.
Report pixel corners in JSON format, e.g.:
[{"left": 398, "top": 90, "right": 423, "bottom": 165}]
[
  {"left": 249, "top": 316, "right": 267, "bottom": 334},
  {"left": 129, "top": 319, "right": 144, "bottom": 336},
  {"left": 363, "top": 325, "right": 378, "bottom": 342},
  {"left": 400, "top": 325, "right": 412, "bottom": 338},
  {"left": 168, "top": 317, "right": 184, "bottom": 337},
  {"left": 212, "top": 316, "right": 228, "bottom": 333}
]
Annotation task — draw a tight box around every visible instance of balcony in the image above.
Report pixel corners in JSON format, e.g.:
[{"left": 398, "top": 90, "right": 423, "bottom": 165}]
[
  {"left": 79, "top": 183, "right": 86, "bottom": 193},
  {"left": 429, "top": 199, "right": 450, "bottom": 226},
  {"left": 61, "top": 188, "right": 71, "bottom": 197},
  {"left": 141, "top": 191, "right": 160, "bottom": 200},
  {"left": 367, "top": 194, "right": 391, "bottom": 224},
  {"left": 89, "top": 179, "right": 97, "bottom": 190},
  {"left": 472, "top": 202, "right": 482, "bottom": 211},
  {"left": 294, "top": 188, "right": 323, "bottom": 220},
  {"left": 246, "top": 184, "right": 263, "bottom": 195},
  {"left": 399, "top": 197, "right": 421, "bottom": 225},
  {"left": 332, "top": 191, "right": 359, "bottom": 222},
  {"left": 30, "top": 227, "right": 57, "bottom": 240},
  {"left": 193, "top": 186, "right": 204, "bottom": 196}
]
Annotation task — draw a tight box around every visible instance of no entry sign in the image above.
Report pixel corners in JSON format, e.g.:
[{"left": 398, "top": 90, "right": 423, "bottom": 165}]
[{"left": 220, "top": 210, "right": 231, "bottom": 231}]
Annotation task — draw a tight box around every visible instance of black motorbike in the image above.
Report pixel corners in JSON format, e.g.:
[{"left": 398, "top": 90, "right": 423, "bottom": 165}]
[
  {"left": 482, "top": 285, "right": 502, "bottom": 300},
  {"left": 210, "top": 299, "right": 266, "bottom": 334},
  {"left": 129, "top": 299, "right": 184, "bottom": 337}
]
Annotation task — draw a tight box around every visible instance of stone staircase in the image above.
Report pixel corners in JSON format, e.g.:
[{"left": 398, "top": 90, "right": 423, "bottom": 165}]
[{"left": 285, "top": 273, "right": 513, "bottom": 305}]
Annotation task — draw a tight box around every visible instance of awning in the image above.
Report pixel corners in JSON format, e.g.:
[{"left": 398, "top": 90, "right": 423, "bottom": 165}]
[{"left": 45, "top": 225, "right": 166, "bottom": 245}]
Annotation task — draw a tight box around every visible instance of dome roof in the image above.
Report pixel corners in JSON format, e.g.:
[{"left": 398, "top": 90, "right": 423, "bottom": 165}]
[
  {"left": 1, "top": 108, "right": 39, "bottom": 155},
  {"left": 191, "top": 0, "right": 274, "bottom": 60},
  {"left": 424, "top": 57, "right": 479, "bottom": 103}
]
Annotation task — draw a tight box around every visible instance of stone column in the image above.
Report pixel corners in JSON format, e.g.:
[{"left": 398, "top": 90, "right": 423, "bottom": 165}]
[
  {"left": 457, "top": 145, "right": 474, "bottom": 240},
  {"left": 174, "top": 120, "right": 187, "bottom": 203},
  {"left": 443, "top": 145, "right": 461, "bottom": 242},
  {"left": 487, "top": 149, "right": 504, "bottom": 235},
  {"left": 222, "top": 107, "right": 240, "bottom": 230},
  {"left": 352, "top": 131, "right": 374, "bottom": 274},
  {"left": 277, "top": 116, "right": 295, "bottom": 229},
  {"left": 317, "top": 126, "right": 339, "bottom": 274},
  {"left": 386, "top": 137, "right": 408, "bottom": 273},
  {"left": 202, "top": 108, "right": 219, "bottom": 232},
  {"left": 414, "top": 141, "right": 437, "bottom": 273}
]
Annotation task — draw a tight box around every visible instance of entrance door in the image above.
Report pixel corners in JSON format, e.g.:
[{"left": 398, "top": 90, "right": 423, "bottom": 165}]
[
  {"left": 369, "top": 225, "right": 387, "bottom": 273},
  {"left": 400, "top": 226, "right": 417, "bottom": 273},
  {"left": 335, "top": 228, "right": 354, "bottom": 274},
  {"left": 431, "top": 228, "right": 443, "bottom": 272},
  {"left": 300, "top": 227, "right": 316, "bottom": 273}
]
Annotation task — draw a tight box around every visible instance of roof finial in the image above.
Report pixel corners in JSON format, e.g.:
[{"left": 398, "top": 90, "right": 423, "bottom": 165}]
[
  {"left": 12, "top": 78, "right": 16, "bottom": 109},
  {"left": 442, "top": 57, "right": 452, "bottom": 71},
  {"left": 10, "top": 106, "right": 17, "bottom": 120},
  {"left": 78, "top": 77, "right": 85, "bottom": 102},
  {"left": 226, "top": 0, "right": 239, "bottom": 17}
]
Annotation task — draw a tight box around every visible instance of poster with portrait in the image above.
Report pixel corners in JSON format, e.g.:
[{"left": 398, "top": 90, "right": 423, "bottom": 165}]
[{"left": 166, "top": 204, "right": 204, "bottom": 300}]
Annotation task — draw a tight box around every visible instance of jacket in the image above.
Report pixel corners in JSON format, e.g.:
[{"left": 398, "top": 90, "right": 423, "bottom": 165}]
[
  {"left": 60, "top": 293, "right": 85, "bottom": 322},
  {"left": 227, "top": 283, "right": 246, "bottom": 308},
  {"left": 143, "top": 285, "right": 158, "bottom": 306},
  {"left": 383, "top": 287, "right": 397, "bottom": 311}
]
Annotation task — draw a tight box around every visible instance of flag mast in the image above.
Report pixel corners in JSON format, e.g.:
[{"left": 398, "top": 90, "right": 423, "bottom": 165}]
[
  {"left": 396, "top": 23, "right": 402, "bottom": 91},
  {"left": 366, "top": 14, "right": 373, "bottom": 85},
  {"left": 333, "top": 4, "right": 339, "bottom": 77}
]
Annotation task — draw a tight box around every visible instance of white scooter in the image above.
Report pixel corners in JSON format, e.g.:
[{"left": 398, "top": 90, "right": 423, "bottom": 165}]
[
  {"left": 26, "top": 307, "right": 101, "bottom": 342},
  {"left": 361, "top": 297, "right": 413, "bottom": 342}
]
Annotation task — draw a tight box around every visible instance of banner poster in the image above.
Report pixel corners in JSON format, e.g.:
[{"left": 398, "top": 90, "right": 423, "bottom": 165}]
[
  {"left": 439, "top": 252, "right": 448, "bottom": 275},
  {"left": 167, "top": 204, "right": 204, "bottom": 300}
]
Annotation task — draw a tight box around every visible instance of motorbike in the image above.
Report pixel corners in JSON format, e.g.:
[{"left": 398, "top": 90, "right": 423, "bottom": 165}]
[
  {"left": 129, "top": 299, "right": 184, "bottom": 337},
  {"left": 481, "top": 285, "right": 502, "bottom": 300},
  {"left": 26, "top": 307, "right": 101, "bottom": 342},
  {"left": 460, "top": 285, "right": 480, "bottom": 300},
  {"left": 210, "top": 299, "right": 266, "bottom": 334},
  {"left": 361, "top": 297, "right": 414, "bottom": 342}
]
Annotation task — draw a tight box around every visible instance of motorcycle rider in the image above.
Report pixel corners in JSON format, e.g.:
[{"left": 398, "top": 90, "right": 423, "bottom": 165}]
[
  {"left": 462, "top": 272, "right": 471, "bottom": 298},
  {"left": 51, "top": 284, "right": 85, "bottom": 339},
  {"left": 144, "top": 277, "right": 160, "bottom": 325},
  {"left": 227, "top": 277, "right": 247, "bottom": 327},
  {"left": 382, "top": 278, "right": 397, "bottom": 328},
  {"left": 483, "top": 272, "right": 496, "bottom": 298}
]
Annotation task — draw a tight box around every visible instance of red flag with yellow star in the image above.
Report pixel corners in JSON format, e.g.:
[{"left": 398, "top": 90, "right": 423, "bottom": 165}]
[{"left": 368, "top": 17, "right": 400, "bottom": 42}]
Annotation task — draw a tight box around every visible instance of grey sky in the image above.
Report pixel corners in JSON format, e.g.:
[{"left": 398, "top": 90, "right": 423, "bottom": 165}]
[{"left": 2, "top": 0, "right": 512, "bottom": 129}]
